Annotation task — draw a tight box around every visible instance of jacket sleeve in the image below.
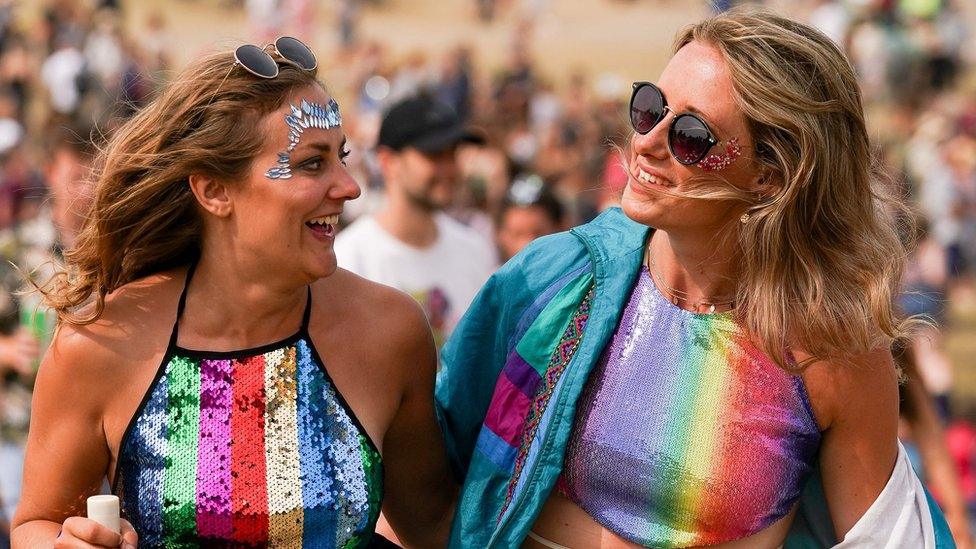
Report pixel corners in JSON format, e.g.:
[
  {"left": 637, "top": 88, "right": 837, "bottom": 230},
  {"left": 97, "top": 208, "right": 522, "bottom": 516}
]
[
  {"left": 435, "top": 231, "right": 587, "bottom": 481},
  {"left": 435, "top": 264, "right": 521, "bottom": 481}
]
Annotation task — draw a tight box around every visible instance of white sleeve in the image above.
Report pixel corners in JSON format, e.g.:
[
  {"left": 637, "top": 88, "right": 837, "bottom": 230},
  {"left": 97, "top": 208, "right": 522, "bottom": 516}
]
[{"left": 833, "top": 441, "right": 937, "bottom": 548}]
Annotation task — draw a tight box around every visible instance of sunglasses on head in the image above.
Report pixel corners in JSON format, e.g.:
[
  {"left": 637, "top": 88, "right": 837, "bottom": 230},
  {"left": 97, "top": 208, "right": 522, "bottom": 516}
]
[
  {"left": 630, "top": 81, "right": 721, "bottom": 166},
  {"left": 234, "top": 36, "right": 317, "bottom": 78}
]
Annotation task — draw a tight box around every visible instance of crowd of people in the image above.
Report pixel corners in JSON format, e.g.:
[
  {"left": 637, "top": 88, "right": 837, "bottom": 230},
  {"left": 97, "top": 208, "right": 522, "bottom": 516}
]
[{"left": 0, "top": 0, "right": 972, "bottom": 546}]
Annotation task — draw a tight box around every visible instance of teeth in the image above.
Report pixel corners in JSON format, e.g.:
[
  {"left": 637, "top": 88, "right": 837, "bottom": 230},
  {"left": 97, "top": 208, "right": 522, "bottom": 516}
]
[
  {"left": 638, "top": 169, "right": 671, "bottom": 187},
  {"left": 308, "top": 214, "right": 339, "bottom": 226}
]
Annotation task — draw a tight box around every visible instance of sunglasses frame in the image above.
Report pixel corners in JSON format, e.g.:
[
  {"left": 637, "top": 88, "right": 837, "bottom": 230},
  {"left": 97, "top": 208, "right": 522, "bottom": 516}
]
[
  {"left": 234, "top": 36, "right": 317, "bottom": 79},
  {"left": 630, "top": 81, "right": 719, "bottom": 166}
]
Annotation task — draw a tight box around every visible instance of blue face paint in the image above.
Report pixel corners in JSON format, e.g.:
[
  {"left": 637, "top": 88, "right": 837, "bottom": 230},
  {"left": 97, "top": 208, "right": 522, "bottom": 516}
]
[{"left": 265, "top": 98, "right": 343, "bottom": 180}]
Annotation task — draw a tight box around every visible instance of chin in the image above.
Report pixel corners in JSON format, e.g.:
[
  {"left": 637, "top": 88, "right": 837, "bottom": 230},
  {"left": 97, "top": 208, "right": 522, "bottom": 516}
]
[
  {"left": 620, "top": 188, "right": 668, "bottom": 228},
  {"left": 303, "top": 253, "right": 339, "bottom": 282}
]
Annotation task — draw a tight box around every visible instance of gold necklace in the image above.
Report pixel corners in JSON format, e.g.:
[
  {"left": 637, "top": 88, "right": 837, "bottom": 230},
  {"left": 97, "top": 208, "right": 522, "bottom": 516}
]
[{"left": 646, "top": 248, "right": 735, "bottom": 314}]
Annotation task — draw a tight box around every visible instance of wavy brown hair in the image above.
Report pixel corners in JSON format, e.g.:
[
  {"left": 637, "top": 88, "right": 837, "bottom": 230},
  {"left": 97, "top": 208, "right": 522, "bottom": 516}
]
[
  {"left": 668, "top": 8, "right": 917, "bottom": 369},
  {"left": 41, "top": 50, "right": 324, "bottom": 324}
]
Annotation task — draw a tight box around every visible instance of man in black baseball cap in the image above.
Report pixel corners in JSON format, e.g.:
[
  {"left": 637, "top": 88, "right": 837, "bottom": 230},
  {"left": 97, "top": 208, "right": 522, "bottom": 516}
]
[
  {"left": 377, "top": 94, "right": 484, "bottom": 154},
  {"left": 334, "top": 94, "right": 496, "bottom": 344}
]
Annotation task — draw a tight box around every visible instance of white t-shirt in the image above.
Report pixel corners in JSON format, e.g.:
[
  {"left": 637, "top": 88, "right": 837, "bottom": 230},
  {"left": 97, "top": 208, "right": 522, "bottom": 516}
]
[{"left": 334, "top": 213, "right": 498, "bottom": 345}]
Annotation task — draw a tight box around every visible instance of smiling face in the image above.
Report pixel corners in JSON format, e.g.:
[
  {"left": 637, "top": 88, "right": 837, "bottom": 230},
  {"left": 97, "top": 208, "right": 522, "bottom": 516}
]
[
  {"left": 220, "top": 85, "right": 361, "bottom": 282},
  {"left": 382, "top": 146, "right": 460, "bottom": 212},
  {"left": 622, "top": 40, "right": 765, "bottom": 233}
]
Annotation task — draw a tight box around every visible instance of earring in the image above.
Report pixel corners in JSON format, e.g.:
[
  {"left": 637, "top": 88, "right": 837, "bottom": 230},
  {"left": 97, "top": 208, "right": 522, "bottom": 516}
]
[{"left": 740, "top": 212, "right": 751, "bottom": 224}]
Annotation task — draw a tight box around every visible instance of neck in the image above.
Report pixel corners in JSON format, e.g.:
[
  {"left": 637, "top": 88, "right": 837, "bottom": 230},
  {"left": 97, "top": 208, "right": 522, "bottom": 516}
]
[
  {"left": 649, "top": 227, "right": 740, "bottom": 308},
  {"left": 181, "top": 247, "right": 307, "bottom": 347},
  {"left": 376, "top": 185, "right": 439, "bottom": 248}
]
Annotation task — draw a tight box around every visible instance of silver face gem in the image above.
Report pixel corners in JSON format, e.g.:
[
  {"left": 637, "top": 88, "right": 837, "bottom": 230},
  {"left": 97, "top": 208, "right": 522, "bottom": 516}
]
[{"left": 265, "top": 97, "right": 343, "bottom": 180}]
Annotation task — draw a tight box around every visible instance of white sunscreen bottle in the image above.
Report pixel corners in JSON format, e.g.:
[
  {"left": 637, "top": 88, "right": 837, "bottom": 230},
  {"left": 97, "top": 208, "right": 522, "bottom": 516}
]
[{"left": 86, "top": 495, "right": 120, "bottom": 534}]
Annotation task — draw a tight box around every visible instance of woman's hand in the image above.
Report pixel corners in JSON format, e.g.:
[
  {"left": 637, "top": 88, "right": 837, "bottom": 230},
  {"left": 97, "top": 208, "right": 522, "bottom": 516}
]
[{"left": 54, "top": 517, "right": 137, "bottom": 548}]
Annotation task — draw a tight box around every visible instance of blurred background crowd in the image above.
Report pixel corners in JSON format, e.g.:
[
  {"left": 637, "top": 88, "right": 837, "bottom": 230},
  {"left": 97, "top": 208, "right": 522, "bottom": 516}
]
[{"left": 0, "top": 0, "right": 974, "bottom": 545}]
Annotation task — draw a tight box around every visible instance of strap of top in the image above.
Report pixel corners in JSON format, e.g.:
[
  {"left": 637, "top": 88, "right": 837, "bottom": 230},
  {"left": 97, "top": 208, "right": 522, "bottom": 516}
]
[
  {"left": 167, "top": 261, "right": 313, "bottom": 349},
  {"left": 300, "top": 285, "right": 313, "bottom": 333},
  {"left": 167, "top": 262, "right": 197, "bottom": 349}
]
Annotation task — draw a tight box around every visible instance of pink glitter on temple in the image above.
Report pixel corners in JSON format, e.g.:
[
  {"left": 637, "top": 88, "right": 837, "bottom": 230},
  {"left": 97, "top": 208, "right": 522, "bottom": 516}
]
[{"left": 697, "top": 138, "right": 741, "bottom": 171}]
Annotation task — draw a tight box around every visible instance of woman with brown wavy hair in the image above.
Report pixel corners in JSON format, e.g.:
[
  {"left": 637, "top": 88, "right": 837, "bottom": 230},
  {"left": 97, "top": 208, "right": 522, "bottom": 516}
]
[
  {"left": 435, "top": 7, "right": 953, "bottom": 548},
  {"left": 11, "top": 39, "right": 454, "bottom": 548}
]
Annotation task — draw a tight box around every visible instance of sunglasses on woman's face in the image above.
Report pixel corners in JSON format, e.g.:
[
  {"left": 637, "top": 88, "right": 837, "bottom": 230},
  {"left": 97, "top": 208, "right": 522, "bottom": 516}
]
[
  {"left": 629, "top": 81, "right": 723, "bottom": 166},
  {"left": 234, "top": 36, "right": 317, "bottom": 78}
]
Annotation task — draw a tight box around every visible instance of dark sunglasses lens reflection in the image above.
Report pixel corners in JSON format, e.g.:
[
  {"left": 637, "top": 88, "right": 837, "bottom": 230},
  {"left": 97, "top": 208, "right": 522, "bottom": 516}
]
[
  {"left": 275, "top": 37, "right": 317, "bottom": 70},
  {"left": 236, "top": 44, "right": 279, "bottom": 78},
  {"left": 670, "top": 115, "right": 713, "bottom": 164},
  {"left": 631, "top": 84, "right": 664, "bottom": 135}
]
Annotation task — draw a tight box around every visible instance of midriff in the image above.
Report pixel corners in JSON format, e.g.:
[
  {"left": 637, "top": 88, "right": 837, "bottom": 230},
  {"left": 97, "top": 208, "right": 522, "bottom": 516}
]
[{"left": 524, "top": 492, "right": 796, "bottom": 549}]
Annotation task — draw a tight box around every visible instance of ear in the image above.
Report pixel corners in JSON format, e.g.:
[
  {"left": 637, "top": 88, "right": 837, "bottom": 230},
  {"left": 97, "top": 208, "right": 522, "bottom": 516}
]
[
  {"left": 188, "top": 173, "right": 233, "bottom": 218},
  {"left": 751, "top": 167, "right": 783, "bottom": 201},
  {"left": 376, "top": 147, "right": 398, "bottom": 182}
]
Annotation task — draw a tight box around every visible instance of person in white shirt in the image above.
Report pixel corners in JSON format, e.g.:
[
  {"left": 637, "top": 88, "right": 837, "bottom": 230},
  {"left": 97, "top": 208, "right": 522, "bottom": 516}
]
[{"left": 335, "top": 94, "right": 496, "bottom": 345}]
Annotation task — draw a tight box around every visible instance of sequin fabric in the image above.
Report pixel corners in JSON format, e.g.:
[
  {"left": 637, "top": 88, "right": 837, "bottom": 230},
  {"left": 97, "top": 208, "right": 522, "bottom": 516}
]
[
  {"left": 113, "top": 334, "right": 383, "bottom": 548},
  {"left": 558, "top": 266, "right": 821, "bottom": 548}
]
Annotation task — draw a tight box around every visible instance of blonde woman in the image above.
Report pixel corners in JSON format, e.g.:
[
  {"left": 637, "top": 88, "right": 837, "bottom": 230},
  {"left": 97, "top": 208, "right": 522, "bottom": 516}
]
[
  {"left": 436, "top": 8, "right": 954, "bottom": 548},
  {"left": 12, "top": 39, "right": 454, "bottom": 548}
]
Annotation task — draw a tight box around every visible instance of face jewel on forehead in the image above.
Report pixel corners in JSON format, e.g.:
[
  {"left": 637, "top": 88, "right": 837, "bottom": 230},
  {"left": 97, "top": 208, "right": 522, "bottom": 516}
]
[{"left": 265, "top": 98, "right": 344, "bottom": 180}]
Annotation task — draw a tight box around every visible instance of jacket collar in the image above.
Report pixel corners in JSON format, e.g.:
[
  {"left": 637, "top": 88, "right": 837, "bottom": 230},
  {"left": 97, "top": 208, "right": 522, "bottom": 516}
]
[{"left": 570, "top": 207, "right": 650, "bottom": 279}]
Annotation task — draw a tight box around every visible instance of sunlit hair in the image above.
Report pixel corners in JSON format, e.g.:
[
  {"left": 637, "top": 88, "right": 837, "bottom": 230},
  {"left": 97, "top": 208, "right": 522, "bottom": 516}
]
[
  {"left": 40, "top": 51, "right": 324, "bottom": 324},
  {"left": 653, "top": 7, "right": 917, "bottom": 369}
]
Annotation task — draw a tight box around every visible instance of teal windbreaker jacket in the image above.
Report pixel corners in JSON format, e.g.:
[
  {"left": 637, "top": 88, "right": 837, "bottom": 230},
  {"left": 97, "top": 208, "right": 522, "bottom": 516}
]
[{"left": 435, "top": 207, "right": 953, "bottom": 548}]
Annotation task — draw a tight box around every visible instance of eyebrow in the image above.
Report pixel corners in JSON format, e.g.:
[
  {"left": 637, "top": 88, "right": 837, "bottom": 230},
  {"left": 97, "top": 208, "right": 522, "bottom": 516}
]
[{"left": 297, "top": 137, "right": 348, "bottom": 154}]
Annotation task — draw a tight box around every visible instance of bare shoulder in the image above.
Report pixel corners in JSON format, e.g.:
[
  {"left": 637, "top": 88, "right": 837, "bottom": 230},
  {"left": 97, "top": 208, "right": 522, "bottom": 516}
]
[
  {"left": 305, "top": 268, "right": 436, "bottom": 446},
  {"left": 42, "top": 268, "right": 186, "bottom": 392},
  {"left": 313, "top": 268, "right": 432, "bottom": 349},
  {"left": 799, "top": 347, "right": 900, "bottom": 431}
]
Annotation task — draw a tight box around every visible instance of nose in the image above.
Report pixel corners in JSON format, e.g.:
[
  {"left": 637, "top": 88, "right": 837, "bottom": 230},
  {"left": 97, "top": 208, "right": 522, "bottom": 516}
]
[
  {"left": 632, "top": 107, "right": 672, "bottom": 161},
  {"left": 330, "top": 166, "right": 362, "bottom": 201}
]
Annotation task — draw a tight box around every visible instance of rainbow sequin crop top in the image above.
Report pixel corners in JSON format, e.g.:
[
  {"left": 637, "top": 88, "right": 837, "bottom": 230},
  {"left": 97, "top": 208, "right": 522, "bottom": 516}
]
[
  {"left": 112, "top": 266, "right": 383, "bottom": 547},
  {"left": 557, "top": 265, "right": 821, "bottom": 547}
]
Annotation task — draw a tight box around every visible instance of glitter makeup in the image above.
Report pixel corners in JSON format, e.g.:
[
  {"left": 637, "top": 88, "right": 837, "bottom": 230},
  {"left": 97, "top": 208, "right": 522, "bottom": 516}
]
[
  {"left": 265, "top": 98, "right": 343, "bottom": 180},
  {"left": 697, "top": 137, "right": 741, "bottom": 172}
]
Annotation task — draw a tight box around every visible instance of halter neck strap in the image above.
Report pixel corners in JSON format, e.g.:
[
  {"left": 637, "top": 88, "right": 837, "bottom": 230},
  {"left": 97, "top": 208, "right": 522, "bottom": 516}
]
[{"left": 167, "top": 261, "right": 313, "bottom": 350}]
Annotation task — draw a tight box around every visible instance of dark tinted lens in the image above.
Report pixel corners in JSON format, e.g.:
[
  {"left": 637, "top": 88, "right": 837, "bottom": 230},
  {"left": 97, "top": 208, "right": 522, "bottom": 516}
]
[
  {"left": 275, "top": 37, "right": 316, "bottom": 70},
  {"left": 630, "top": 84, "right": 665, "bottom": 134},
  {"left": 670, "top": 114, "right": 714, "bottom": 164},
  {"left": 235, "top": 44, "right": 278, "bottom": 78}
]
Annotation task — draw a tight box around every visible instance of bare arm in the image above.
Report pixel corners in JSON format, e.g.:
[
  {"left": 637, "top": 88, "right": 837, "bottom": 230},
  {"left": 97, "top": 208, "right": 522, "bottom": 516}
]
[
  {"left": 805, "top": 348, "right": 901, "bottom": 539},
  {"left": 11, "top": 327, "right": 137, "bottom": 548},
  {"left": 379, "top": 300, "right": 456, "bottom": 548}
]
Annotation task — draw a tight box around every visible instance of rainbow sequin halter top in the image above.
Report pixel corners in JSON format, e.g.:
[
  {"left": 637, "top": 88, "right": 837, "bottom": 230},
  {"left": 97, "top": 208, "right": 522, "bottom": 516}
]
[
  {"left": 556, "top": 264, "right": 821, "bottom": 548},
  {"left": 112, "top": 265, "right": 383, "bottom": 548}
]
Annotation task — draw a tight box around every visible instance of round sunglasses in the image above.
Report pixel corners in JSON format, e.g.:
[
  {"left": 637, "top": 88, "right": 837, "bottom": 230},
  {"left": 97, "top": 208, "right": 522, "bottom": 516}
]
[
  {"left": 234, "top": 36, "right": 317, "bottom": 78},
  {"left": 630, "top": 81, "right": 720, "bottom": 166}
]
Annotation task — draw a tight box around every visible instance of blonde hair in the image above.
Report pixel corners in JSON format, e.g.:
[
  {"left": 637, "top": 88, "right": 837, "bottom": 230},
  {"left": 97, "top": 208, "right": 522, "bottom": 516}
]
[
  {"left": 41, "top": 51, "right": 324, "bottom": 324},
  {"left": 672, "top": 7, "right": 916, "bottom": 369}
]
